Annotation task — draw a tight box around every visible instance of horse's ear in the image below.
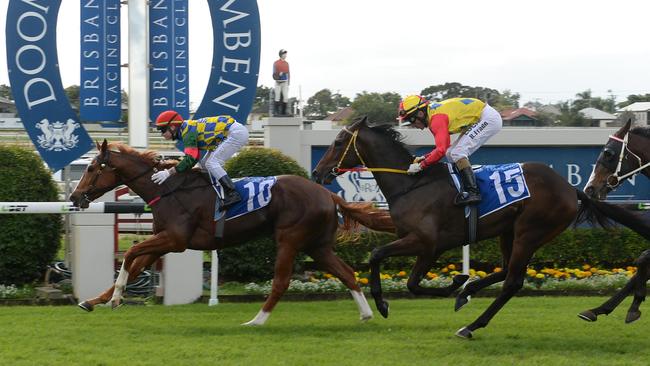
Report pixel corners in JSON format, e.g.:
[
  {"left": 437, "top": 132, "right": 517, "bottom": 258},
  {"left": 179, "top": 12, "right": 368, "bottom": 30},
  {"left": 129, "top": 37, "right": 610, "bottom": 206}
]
[
  {"left": 348, "top": 115, "right": 368, "bottom": 130},
  {"left": 100, "top": 139, "right": 108, "bottom": 156},
  {"left": 617, "top": 118, "right": 632, "bottom": 137},
  {"left": 95, "top": 140, "right": 101, "bottom": 151}
]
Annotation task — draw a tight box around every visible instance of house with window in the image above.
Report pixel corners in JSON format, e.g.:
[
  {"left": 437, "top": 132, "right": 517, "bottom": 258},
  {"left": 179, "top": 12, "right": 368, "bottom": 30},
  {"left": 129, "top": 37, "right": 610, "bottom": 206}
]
[
  {"left": 499, "top": 107, "right": 539, "bottom": 127},
  {"left": 618, "top": 102, "right": 650, "bottom": 126},
  {"left": 579, "top": 107, "right": 617, "bottom": 127}
]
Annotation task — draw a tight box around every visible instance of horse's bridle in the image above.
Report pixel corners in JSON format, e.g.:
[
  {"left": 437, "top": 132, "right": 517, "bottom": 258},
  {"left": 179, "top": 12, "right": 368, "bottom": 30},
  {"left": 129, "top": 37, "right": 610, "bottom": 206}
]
[
  {"left": 81, "top": 149, "right": 156, "bottom": 204},
  {"left": 605, "top": 132, "right": 650, "bottom": 188},
  {"left": 332, "top": 126, "right": 408, "bottom": 175}
]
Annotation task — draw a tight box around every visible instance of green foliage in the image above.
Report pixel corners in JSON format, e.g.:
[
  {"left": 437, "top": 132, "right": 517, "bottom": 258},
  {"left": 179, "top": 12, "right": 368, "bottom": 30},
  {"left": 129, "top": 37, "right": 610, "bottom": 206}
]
[
  {"left": 334, "top": 227, "right": 647, "bottom": 271},
  {"left": 420, "top": 82, "right": 511, "bottom": 107},
  {"left": 617, "top": 93, "right": 650, "bottom": 108},
  {"left": 0, "top": 146, "right": 62, "bottom": 285},
  {"left": 252, "top": 85, "right": 272, "bottom": 115},
  {"left": 220, "top": 148, "right": 308, "bottom": 281},
  {"left": 225, "top": 147, "right": 308, "bottom": 178},
  {"left": 304, "top": 88, "right": 351, "bottom": 119},
  {"left": 349, "top": 91, "right": 401, "bottom": 125}
]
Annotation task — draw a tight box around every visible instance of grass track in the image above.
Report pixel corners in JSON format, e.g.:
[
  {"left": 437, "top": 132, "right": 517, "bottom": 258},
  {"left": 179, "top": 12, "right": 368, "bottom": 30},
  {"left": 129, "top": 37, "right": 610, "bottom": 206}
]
[{"left": 0, "top": 297, "right": 648, "bottom": 366}]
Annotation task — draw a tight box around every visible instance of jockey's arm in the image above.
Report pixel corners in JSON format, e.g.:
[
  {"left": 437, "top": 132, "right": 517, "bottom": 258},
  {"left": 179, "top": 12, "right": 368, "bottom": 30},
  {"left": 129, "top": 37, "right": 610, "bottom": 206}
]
[
  {"left": 420, "top": 114, "right": 451, "bottom": 168},
  {"left": 175, "top": 130, "right": 200, "bottom": 173}
]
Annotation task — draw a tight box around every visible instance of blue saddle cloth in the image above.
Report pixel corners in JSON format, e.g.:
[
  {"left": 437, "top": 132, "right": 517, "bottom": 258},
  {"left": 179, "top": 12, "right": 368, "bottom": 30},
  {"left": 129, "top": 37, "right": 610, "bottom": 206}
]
[
  {"left": 212, "top": 176, "right": 277, "bottom": 221},
  {"left": 447, "top": 163, "right": 530, "bottom": 218}
]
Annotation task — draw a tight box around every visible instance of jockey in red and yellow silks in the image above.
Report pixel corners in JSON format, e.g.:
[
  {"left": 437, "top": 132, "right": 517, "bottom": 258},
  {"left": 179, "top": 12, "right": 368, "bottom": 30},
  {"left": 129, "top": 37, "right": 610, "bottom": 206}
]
[
  {"left": 151, "top": 111, "right": 249, "bottom": 208},
  {"left": 398, "top": 95, "right": 503, "bottom": 205}
]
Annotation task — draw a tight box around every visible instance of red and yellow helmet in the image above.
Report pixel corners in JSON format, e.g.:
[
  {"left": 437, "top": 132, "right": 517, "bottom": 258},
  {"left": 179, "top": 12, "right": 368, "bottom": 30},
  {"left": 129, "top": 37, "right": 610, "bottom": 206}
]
[
  {"left": 398, "top": 95, "right": 428, "bottom": 125},
  {"left": 155, "top": 110, "right": 183, "bottom": 131}
]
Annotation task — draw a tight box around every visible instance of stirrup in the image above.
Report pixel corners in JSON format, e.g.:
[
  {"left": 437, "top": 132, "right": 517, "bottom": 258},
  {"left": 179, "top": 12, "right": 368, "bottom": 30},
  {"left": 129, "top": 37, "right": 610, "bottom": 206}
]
[
  {"left": 454, "top": 191, "right": 481, "bottom": 206},
  {"left": 222, "top": 192, "right": 241, "bottom": 209}
]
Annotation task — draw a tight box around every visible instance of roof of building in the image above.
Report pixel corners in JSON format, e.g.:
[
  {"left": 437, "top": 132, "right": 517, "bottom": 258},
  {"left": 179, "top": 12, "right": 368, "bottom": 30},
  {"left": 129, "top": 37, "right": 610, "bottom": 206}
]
[
  {"left": 618, "top": 102, "right": 650, "bottom": 112},
  {"left": 579, "top": 107, "right": 616, "bottom": 120},
  {"left": 500, "top": 107, "right": 537, "bottom": 121},
  {"left": 324, "top": 107, "right": 354, "bottom": 121}
]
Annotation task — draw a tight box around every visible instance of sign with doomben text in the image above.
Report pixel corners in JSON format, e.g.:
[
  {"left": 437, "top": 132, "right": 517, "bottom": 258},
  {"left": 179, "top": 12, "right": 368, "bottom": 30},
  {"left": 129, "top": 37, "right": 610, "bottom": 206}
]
[
  {"left": 194, "top": 0, "right": 260, "bottom": 124},
  {"left": 6, "top": 0, "right": 93, "bottom": 172},
  {"left": 80, "top": 0, "right": 122, "bottom": 121}
]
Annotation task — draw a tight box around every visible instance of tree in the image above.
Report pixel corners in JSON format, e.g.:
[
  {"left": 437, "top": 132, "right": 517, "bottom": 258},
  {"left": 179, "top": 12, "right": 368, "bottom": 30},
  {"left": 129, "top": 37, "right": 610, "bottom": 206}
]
[
  {"left": 0, "top": 84, "right": 12, "bottom": 100},
  {"left": 420, "top": 82, "right": 514, "bottom": 109},
  {"left": 618, "top": 93, "right": 650, "bottom": 108},
  {"left": 304, "top": 89, "right": 351, "bottom": 119},
  {"left": 252, "top": 85, "right": 272, "bottom": 114},
  {"left": 572, "top": 89, "right": 616, "bottom": 113},
  {"left": 64, "top": 85, "right": 80, "bottom": 112},
  {"left": 349, "top": 91, "right": 401, "bottom": 125},
  {"left": 556, "top": 101, "right": 588, "bottom": 127}
]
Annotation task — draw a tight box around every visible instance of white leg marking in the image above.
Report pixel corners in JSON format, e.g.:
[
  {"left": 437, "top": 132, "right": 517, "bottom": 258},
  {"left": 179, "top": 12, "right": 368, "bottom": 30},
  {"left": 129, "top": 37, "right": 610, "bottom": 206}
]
[
  {"left": 350, "top": 290, "right": 373, "bottom": 321},
  {"left": 111, "top": 261, "right": 129, "bottom": 303},
  {"left": 242, "top": 310, "right": 270, "bottom": 326}
]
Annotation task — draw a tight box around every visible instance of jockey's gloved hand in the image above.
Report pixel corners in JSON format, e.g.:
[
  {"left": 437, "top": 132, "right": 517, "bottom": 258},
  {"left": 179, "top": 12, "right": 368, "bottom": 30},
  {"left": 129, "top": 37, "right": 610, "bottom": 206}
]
[
  {"left": 414, "top": 156, "right": 425, "bottom": 163},
  {"left": 151, "top": 169, "right": 171, "bottom": 184},
  {"left": 407, "top": 163, "right": 423, "bottom": 175}
]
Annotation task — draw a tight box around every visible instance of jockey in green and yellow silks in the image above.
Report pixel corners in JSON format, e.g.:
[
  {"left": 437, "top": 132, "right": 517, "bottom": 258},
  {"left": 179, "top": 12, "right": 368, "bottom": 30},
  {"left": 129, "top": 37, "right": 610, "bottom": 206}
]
[{"left": 151, "top": 110, "right": 249, "bottom": 208}]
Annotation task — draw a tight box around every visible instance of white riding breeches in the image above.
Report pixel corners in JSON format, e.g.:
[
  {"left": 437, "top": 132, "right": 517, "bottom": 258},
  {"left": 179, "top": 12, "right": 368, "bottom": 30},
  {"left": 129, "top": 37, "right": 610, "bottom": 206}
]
[
  {"left": 446, "top": 104, "right": 503, "bottom": 163},
  {"left": 200, "top": 122, "right": 249, "bottom": 181},
  {"left": 274, "top": 81, "right": 289, "bottom": 102}
]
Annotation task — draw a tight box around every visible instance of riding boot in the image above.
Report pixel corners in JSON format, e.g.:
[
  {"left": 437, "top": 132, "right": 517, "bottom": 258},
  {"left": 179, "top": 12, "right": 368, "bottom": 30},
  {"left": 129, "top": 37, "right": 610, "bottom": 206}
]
[
  {"left": 455, "top": 166, "right": 482, "bottom": 206},
  {"left": 219, "top": 175, "right": 241, "bottom": 208},
  {"left": 281, "top": 102, "right": 288, "bottom": 116},
  {"left": 273, "top": 101, "right": 281, "bottom": 116}
]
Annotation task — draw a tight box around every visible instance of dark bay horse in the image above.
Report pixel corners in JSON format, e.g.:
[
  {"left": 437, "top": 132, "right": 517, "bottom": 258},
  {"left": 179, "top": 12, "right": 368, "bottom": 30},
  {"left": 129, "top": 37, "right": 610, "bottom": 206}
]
[
  {"left": 70, "top": 140, "right": 395, "bottom": 325},
  {"left": 581, "top": 119, "right": 650, "bottom": 323},
  {"left": 312, "top": 117, "right": 650, "bottom": 339}
]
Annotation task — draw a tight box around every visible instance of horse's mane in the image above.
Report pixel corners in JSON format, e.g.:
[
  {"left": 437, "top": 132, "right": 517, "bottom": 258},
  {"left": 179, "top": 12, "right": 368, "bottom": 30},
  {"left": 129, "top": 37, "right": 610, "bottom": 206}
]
[
  {"left": 630, "top": 126, "right": 650, "bottom": 139},
  {"left": 367, "top": 124, "right": 412, "bottom": 158},
  {"left": 107, "top": 142, "right": 164, "bottom": 166}
]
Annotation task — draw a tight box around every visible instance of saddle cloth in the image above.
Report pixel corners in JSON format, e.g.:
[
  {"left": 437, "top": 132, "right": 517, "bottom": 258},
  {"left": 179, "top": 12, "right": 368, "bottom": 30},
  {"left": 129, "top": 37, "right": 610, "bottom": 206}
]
[
  {"left": 212, "top": 176, "right": 277, "bottom": 221},
  {"left": 447, "top": 163, "right": 530, "bottom": 218}
]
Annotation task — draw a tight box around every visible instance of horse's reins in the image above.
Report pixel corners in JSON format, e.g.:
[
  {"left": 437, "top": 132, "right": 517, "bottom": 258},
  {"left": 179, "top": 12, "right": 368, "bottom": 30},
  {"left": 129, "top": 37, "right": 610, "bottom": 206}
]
[
  {"left": 606, "top": 133, "right": 650, "bottom": 188},
  {"left": 333, "top": 126, "right": 409, "bottom": 175}
]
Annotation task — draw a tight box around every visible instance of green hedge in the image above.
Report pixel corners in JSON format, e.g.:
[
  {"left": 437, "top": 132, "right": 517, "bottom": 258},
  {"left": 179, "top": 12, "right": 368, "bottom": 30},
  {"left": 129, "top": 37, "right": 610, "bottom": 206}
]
[
  {"left": 0, "top": 146, "right": 62, "bottom": 285},
  {"left": 219, "top": 147, "right": 309, "bottom": 281},
  {"left": 333, "top": 228, "right": 648, "bottom": 271}
]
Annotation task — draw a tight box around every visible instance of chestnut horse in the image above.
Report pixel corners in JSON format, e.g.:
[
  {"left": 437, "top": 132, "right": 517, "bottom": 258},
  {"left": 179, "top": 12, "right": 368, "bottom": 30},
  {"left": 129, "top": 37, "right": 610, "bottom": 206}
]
[
  {"left": 312, "top": 117, "right": 650, "bottom": 339},
  {"left": 581, "top": 119, "right": 650, "bottom": 323},
  {"left": 70, "top": 140, "right": 395, "bottom": 325}
]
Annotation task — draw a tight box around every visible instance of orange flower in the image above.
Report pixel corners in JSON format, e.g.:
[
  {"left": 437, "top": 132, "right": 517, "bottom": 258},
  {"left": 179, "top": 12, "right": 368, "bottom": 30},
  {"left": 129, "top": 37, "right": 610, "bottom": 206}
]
[{"left": 358, "top": 278, "right": 369, "bottom": 285}]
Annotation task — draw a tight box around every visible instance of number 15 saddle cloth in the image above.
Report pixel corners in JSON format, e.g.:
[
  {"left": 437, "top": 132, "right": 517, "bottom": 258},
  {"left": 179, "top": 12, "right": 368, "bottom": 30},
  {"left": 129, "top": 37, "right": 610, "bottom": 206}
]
[{"left": 446, "top": 163, "right": 531, "bottom": 218}]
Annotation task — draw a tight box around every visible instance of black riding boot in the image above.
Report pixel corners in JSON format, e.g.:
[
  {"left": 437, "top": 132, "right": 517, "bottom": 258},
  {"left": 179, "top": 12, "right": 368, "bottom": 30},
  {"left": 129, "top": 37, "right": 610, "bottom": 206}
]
[
  {"left": 219, "top": 175, "right": 241, "bottom": 208},
  {"left": 455, "top": 166, "right": 481, "bottom": 206},
  {"left": 281, "top": 102, "right": 288, "bottom": 116},
  {"left": 273, "top": 101, "right": 281, "bottom": 116}
]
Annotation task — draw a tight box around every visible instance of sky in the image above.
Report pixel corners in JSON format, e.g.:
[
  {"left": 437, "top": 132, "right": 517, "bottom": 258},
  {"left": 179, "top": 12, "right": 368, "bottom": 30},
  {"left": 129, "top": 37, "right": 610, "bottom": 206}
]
[{"left": 1, "top": 0, "right": 649, "bottom": 109}]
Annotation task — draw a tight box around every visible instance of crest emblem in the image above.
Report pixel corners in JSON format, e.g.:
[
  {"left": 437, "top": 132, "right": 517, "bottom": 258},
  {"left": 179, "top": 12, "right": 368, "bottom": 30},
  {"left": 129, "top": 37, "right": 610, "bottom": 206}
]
[
  {"left": 36, "top": 118, "right": 80, "bottom": 152},
  {"left": 336, "top": 171, "right": 386, "bottom": 202}
]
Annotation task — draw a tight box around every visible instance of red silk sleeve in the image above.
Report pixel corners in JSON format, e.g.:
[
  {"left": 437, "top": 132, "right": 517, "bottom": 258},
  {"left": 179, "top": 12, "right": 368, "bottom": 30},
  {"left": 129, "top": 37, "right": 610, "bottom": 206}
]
[
  {"left": 184, "top": 147, "right": 200, "bottom": 159},
  {"left": 421, "top": 114, "right": 450, "bottom": 168}
]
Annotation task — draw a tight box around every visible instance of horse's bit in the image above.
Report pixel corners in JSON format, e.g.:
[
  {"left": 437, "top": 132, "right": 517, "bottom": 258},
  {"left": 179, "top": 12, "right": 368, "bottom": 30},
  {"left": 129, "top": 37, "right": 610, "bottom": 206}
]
[{"left": 605, "top": 132, "right": 650, "bottom": 188}]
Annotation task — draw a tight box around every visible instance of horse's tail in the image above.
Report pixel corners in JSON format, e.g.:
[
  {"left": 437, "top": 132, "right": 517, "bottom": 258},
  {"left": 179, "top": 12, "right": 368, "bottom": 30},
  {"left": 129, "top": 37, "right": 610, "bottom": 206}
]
[
  {"left": 330, "top": 192, "right": 396, "bottom": 234},
  {"left": 576, "top": 189, "right": 650, "bottom": 239}
]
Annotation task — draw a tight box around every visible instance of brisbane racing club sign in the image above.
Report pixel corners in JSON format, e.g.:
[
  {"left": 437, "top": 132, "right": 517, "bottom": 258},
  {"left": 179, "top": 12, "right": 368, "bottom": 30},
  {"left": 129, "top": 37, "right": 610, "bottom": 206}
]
[{"left": 6, "top": 0, "right": 93, "bottom": 172}]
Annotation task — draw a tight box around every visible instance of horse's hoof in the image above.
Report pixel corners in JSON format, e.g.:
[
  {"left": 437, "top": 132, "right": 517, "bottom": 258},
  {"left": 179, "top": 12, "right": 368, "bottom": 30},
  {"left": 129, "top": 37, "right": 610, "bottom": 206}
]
[
  {"left": 111, "top": 299, "right": 123, "bottom": 310},
  {"left": 577, "top": 310, "right": 598, "bottom": 322},
  {"left": 455, "top": 296, "right": 469, "bottom": 312},
  {"left": 453, "top": 274, "right": 470, "bottom": 287},
  {"left": 625, "top": 310, "right": 641, "bottom": 324},
  {"left": 455, "top": 326, "right": 473, "bottom": 339},
  {"left": 78, "top": 301, "right": 94, "bottom": 312},
  {"left": 377, "top": 300, "right": 389, "bottom": 318},
  {"left": 360, "top": 313, "right": 373, "bottom": 322}
]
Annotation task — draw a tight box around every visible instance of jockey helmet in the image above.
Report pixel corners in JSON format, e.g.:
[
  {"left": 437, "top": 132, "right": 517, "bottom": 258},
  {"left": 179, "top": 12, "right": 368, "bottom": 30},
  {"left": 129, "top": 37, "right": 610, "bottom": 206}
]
[
  {"left": 279, "top": 49, "right": 287, "bottom": 57},
  {"left": 155, "top": 110, "right": 183, "bottom": 132},
  {"left": 398, "top": 95, "right": 429, "bottom": 125}
]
